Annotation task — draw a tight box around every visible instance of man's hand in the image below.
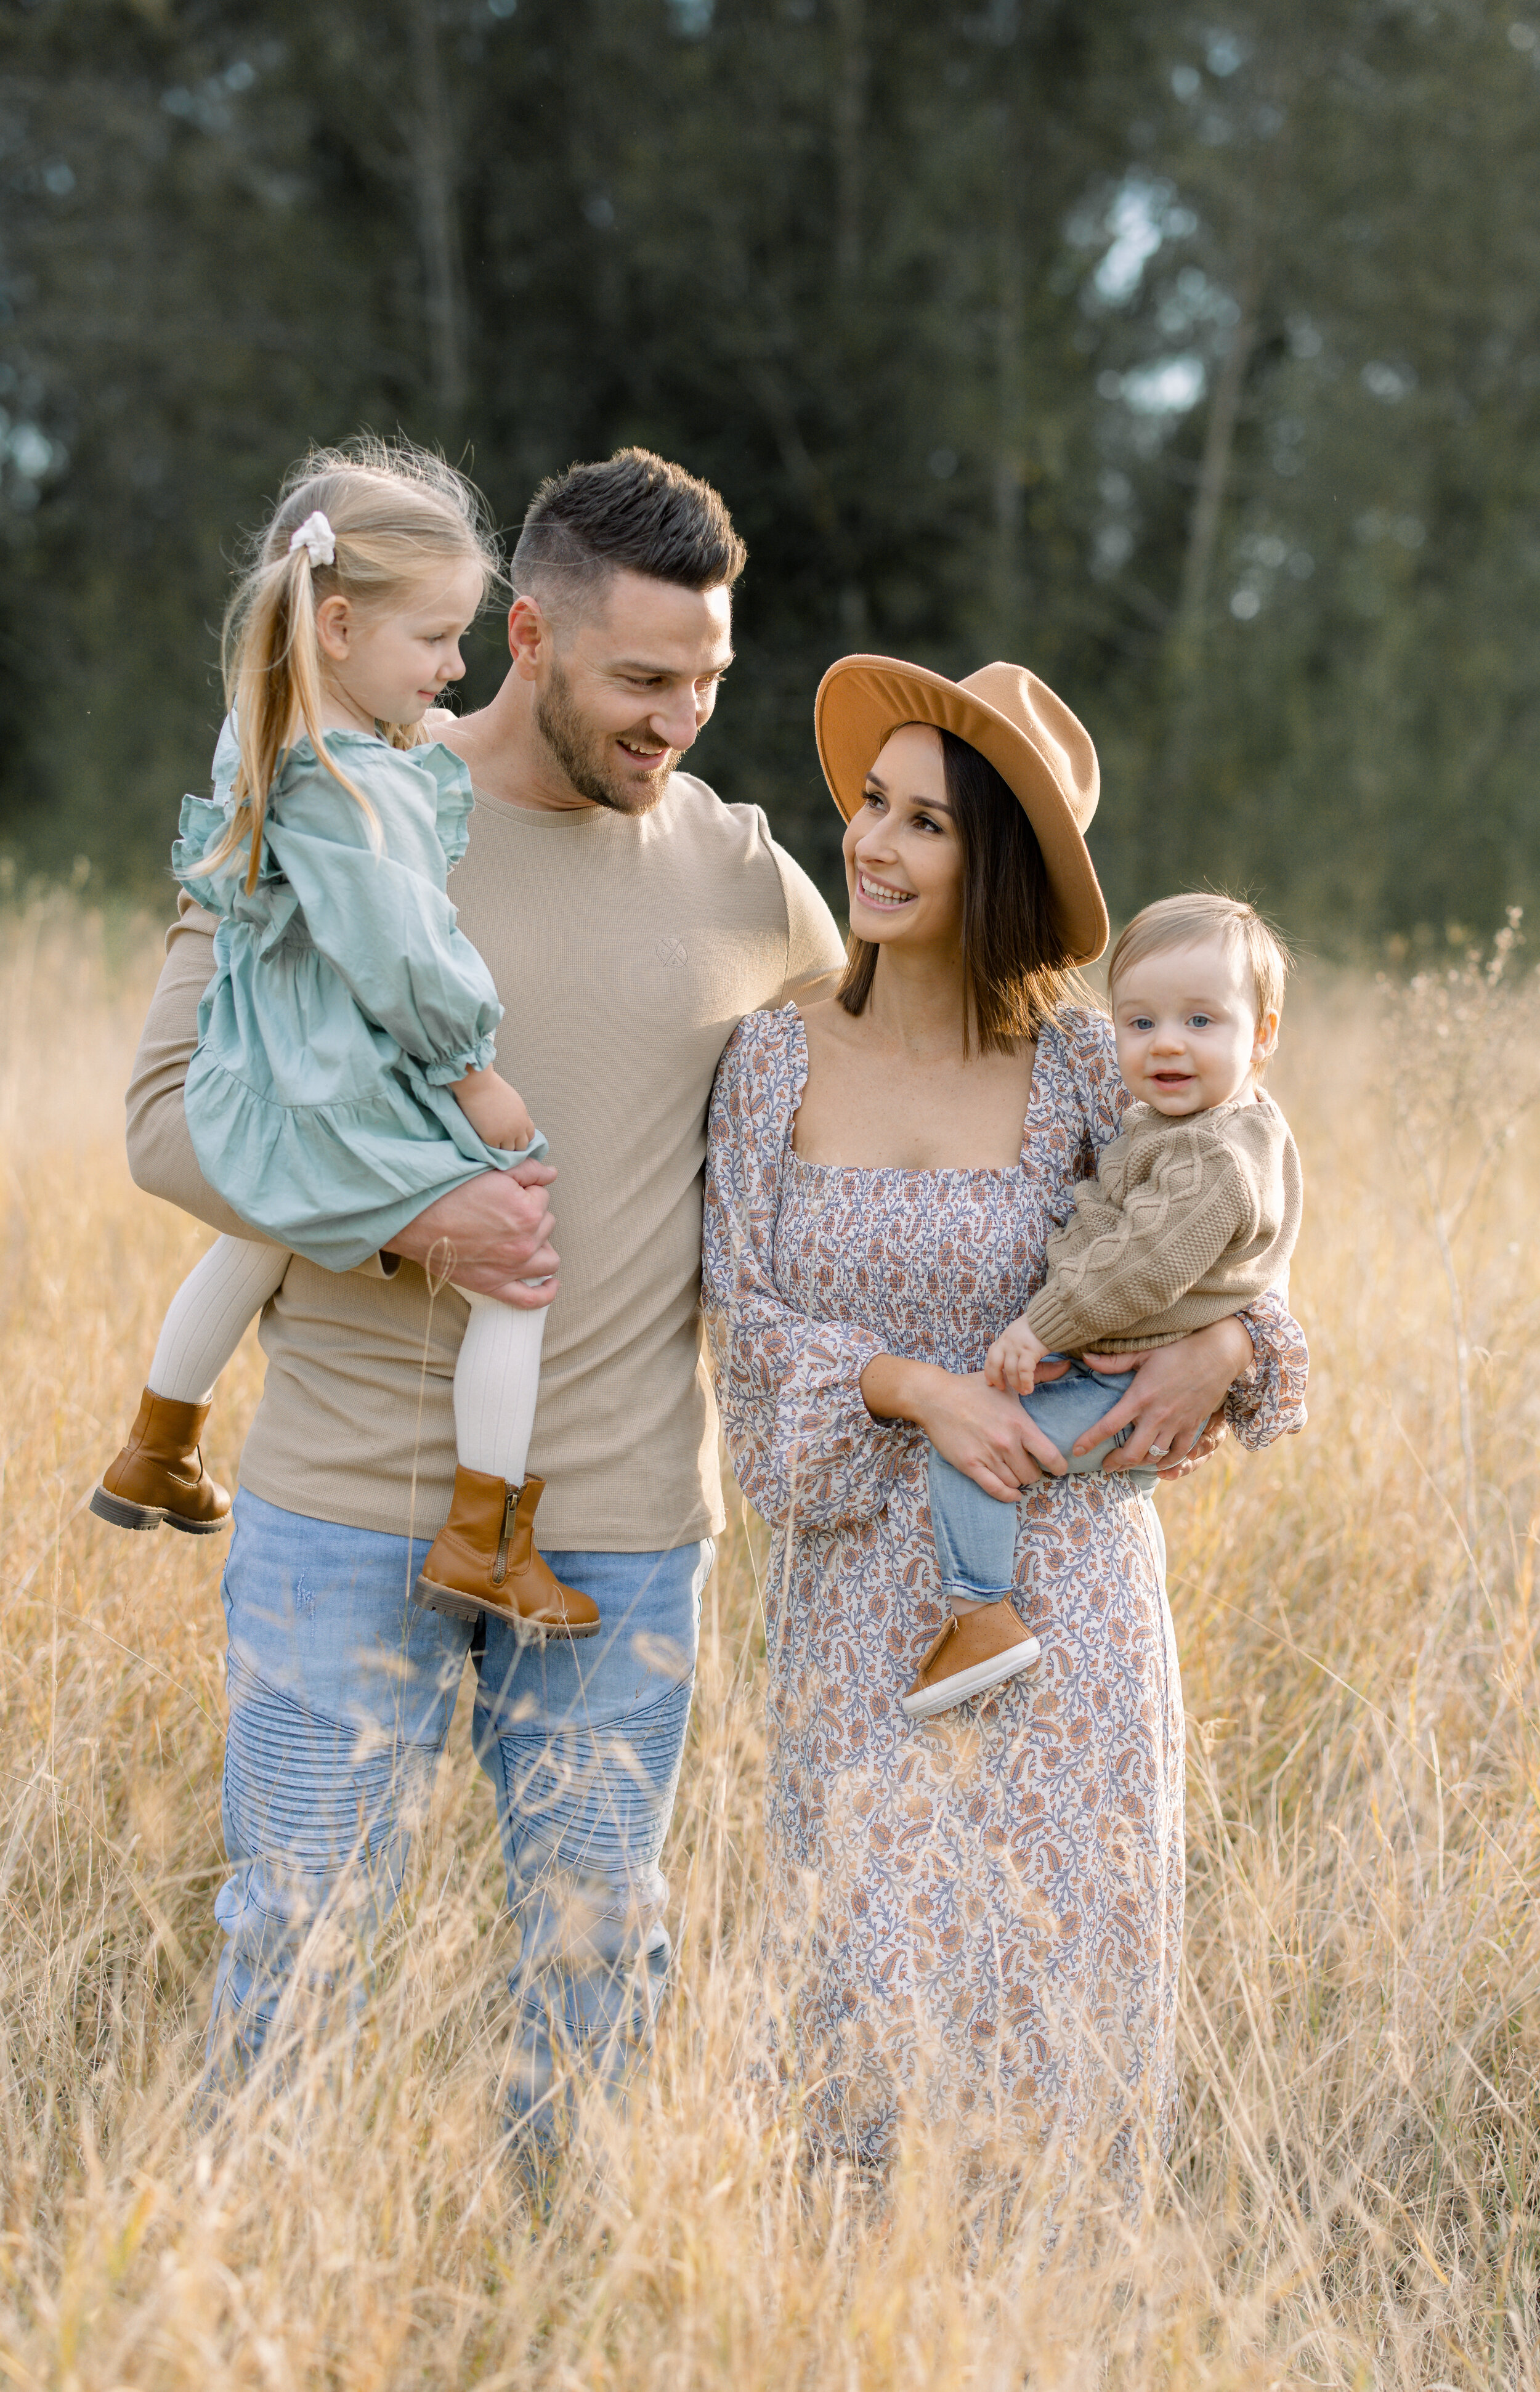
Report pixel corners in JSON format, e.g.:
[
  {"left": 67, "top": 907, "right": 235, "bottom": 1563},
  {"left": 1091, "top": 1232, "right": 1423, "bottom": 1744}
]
[
  {"left": 1074, "top": 1316, "right": 1254, "bottom": 1472},
  {"left": 384, "top": 1160, "right": 559, "bottom": 1305},
  {"left": 985, "top": 1312, "right": 1050, "bottom": 1395}
]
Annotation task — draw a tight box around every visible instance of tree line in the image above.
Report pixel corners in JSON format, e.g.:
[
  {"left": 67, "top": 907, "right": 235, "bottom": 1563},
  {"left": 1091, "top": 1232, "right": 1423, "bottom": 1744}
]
[{"left": 2, "top": 0, "right": 1538, "bottom": 947}]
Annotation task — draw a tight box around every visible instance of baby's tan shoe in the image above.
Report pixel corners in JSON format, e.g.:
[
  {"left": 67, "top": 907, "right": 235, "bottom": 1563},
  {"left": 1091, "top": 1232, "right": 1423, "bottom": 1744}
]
[{"left": 901, "top": 1602, "right": 1040, "bottom": 1720}]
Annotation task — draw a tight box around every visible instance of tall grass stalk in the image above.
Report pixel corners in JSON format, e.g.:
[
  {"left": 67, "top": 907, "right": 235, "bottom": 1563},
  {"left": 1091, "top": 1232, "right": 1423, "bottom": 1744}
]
[{"left": 1, "top": 901, "right": 1537, "bottom": 2387}]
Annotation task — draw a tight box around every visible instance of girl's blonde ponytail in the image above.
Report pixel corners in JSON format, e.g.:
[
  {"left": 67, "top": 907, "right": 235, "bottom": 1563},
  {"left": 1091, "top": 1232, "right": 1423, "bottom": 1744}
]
[{"left": 190, "top": 437, "right": 502, "bottom": 893}]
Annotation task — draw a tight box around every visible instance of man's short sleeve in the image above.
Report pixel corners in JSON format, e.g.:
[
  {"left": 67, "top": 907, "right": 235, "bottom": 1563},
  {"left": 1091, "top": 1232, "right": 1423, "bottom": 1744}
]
[{"left": 771, "top": 837, "right": 845, "bottom": 1003}]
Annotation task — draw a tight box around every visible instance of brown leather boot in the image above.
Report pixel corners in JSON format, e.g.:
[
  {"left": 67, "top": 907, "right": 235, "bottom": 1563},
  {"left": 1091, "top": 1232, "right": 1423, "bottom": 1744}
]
[
  {"left": 413, "top": 1467, "right": 601, "bottom": 1639},
  {"left": 89, "top": 1388, "right": 233, "bottom": 1536}
]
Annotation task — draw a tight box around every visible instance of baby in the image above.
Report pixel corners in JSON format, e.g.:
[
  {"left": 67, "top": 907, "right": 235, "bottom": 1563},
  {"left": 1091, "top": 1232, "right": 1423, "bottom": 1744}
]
[{"left": 903, "top": 891, "right": 1303, "bottom": 1720}]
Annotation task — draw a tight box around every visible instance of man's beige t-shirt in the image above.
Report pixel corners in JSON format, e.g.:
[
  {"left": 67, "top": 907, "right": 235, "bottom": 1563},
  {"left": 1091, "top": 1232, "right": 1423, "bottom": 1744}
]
[{"left": 126, "top": 769, "right": 845, "bottom": 1549}]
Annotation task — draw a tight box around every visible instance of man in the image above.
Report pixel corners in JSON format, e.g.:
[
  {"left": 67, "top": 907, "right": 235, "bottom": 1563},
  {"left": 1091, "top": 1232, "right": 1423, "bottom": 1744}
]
[{"left": 127, "top": 448, "right": 845, "bottom": 2124}]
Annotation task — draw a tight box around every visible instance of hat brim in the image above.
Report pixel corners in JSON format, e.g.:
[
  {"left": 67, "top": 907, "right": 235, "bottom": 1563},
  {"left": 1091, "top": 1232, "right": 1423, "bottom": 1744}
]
[{"left": 814, "top": 655, "right": 1109, "bottom": 966}]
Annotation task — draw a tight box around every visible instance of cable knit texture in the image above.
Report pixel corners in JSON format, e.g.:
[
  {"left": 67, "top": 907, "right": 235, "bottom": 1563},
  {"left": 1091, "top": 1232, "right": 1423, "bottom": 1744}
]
[{"left": 1024, "top": 1092, "right": 1302, "bottom": 1356}]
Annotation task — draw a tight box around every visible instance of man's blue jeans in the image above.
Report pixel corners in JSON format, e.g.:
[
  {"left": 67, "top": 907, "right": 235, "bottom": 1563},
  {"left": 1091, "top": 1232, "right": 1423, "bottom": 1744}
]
[
  {"left": 208, "top": 1487, "right": 710, "bottom": 2133},
  {"left": 926, "top": 1358, "right": 1147, "bottom": 1600}
]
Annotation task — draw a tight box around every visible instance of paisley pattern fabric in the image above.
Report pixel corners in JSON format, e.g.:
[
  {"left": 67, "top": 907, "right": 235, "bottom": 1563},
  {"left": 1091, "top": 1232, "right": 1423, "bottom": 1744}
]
[{"left": 702, "top": 1002, "right": 1308, "bottom": 2199}]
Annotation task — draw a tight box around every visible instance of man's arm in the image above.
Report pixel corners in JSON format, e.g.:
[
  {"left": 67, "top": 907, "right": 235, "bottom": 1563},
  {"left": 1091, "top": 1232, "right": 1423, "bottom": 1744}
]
[
  {"left": 771, "top": 838, "right": 846, "bottom": 1004},
  {"left": 129, "top": 898, "right": 562, "bottom": 1295},
  {"left": 126, "top": 896, "right": 262, "bottom": 1239}
]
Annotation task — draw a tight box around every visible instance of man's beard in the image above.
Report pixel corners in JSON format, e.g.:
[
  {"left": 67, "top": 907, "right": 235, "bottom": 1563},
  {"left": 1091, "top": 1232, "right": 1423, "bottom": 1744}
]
[{"left": 535, "top": 657, "right": 678, "bottom": 816}]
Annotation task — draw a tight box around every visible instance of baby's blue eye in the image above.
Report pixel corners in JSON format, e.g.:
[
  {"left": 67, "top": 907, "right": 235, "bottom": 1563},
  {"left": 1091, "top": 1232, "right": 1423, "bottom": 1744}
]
[
  {"left": 1189, "top": 1013, "right": 1211, "bottom": 1028},
  {"left": 1131, "top": 1015, "right": 1154, "bottom": 1031}
]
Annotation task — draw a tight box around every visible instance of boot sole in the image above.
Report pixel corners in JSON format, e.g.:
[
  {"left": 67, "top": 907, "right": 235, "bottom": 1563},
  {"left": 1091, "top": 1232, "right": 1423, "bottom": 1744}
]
[
  {"left": 410, "top": 1575, "right": 601, "bottom": 1639},
  {"left": 89, "top": 1486, "right": 231, "bottom": 1536},
  {"left": 901, "top": 1635, "right": 1041, "bottom": 1720}
]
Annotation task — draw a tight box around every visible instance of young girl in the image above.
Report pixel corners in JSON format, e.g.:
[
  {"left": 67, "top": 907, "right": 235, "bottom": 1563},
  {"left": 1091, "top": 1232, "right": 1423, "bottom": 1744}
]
[{"left": 91, "top": 439, "right": 598, "bottom": 1642}]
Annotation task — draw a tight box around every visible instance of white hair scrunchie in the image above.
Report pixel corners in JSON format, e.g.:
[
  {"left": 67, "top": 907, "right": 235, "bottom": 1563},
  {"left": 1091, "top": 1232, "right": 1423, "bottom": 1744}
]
[{"left": 288, "top": 510, "right": 336, "bottom": 569}]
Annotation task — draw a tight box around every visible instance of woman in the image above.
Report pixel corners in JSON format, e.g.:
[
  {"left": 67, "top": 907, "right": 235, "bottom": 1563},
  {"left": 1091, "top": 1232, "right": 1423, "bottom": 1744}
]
[{"left": 702, "top": 657, "right": 1307, "bottom": 2201}]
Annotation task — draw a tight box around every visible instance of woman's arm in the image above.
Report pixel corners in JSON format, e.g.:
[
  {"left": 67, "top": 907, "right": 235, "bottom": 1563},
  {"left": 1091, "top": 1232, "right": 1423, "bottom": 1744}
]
[
  {"left": 125, "top": 898, "right": 264, "bottom": 1240},
  {"left": 703, "top": 1018, "right": 914, "bottom": 1529},
  {"left": 859, "top": 1355, "right": 1068, "bottom": 1501},
  {"left": 1074, "top": 1318, "right": 1254, "bottom": 1470},
  {"left": 1077, "top": 1299, "right": 1307, "bottom": 1472}
]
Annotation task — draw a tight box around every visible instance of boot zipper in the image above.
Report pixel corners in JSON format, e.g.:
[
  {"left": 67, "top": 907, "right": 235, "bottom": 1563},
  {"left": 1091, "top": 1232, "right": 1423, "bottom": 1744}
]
[{"left": 492, "top": 1487, "right": 519, "bottom": 1587}]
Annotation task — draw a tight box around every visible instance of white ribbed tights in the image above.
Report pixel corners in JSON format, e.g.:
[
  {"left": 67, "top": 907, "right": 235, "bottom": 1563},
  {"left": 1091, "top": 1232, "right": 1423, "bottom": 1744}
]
[
  {"left": 148, "top": 1236, "right": 291, "bottom": 1405},
  {"left": 145, "top": 1234, "right": 546, "bottom": 1486},
  {"left": 449, "top": 1287, "right": 546, "bottom": 1482}
]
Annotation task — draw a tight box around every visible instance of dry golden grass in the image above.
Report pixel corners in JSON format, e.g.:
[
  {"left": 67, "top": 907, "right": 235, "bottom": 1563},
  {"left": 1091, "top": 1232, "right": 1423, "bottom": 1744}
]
[{"left": 2, "top": 894, "right": 1538, "bottom": 2390}]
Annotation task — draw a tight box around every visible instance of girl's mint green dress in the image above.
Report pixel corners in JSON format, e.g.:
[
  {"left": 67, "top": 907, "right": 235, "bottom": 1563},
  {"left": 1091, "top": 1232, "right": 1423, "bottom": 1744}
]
[{"left": 173, "top": 716, "right": 545, "bottom": 1274}]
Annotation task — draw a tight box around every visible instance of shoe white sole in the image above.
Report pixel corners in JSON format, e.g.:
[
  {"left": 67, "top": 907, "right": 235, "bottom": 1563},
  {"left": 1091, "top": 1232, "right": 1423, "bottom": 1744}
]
[{"left": 901, "top": 1634, "right": 1042, "bottom": 1720}]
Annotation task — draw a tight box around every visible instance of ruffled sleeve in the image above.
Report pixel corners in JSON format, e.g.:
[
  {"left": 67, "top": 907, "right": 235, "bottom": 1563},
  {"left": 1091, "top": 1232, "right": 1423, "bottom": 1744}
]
[
  {"left": 703, "top": 1009, "right": 916, "bottom": 1528},
  {"left": 411, "top": 738, "right": 477, "bottom": 874},
  {"left": 258, "top": 736, "right": 502, "bottom": 1082},
  {"left": 1225, "top": 1290, "right": 1310, "bottom": 1448},
  {"left": 171, "top": 715, "right": 296, "bottom": 933}
]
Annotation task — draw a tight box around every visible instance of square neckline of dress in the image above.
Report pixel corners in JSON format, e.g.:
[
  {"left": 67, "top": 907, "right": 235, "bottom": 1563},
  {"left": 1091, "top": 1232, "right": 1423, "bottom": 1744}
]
[{"left": 782, "top": 1003, "right": 1052, "bottom": 1180}]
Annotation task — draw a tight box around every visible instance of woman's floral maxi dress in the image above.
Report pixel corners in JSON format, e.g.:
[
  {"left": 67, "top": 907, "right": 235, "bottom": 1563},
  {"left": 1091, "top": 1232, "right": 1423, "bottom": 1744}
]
[{"left": 702, "top": 1003, "right": 1308, "bottom": 2194}]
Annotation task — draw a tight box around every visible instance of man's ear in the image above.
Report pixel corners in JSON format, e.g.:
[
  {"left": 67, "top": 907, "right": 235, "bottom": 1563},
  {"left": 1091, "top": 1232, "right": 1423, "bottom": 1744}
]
[
  {"left": 507, "top": 594, "right": 549, "bottom": 681},
  {"left": 315, "top": 593, "right": 352, "bottom": 662}
]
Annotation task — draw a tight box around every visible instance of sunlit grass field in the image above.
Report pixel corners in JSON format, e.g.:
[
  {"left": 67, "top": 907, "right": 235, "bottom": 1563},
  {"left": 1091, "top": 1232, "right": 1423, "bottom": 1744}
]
[{"left": 2, "top": 894, "right": 1538, "bottom": 2390}]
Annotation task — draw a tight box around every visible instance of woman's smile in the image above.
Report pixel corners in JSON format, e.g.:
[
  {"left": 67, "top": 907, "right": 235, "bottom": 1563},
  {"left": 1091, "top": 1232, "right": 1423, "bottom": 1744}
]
[{"left": 854, "top": 867, "right": 917, "bottom": 910}]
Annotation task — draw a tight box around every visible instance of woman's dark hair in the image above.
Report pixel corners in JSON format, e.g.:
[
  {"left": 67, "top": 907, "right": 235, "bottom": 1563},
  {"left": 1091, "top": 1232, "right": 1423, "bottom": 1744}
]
[{"left": 837, "top": 726, "right": 1079, "bottom": 1053}]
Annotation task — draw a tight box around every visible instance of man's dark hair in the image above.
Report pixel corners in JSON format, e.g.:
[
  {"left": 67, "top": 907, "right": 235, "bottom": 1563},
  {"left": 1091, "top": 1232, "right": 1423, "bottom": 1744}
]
[
  {"left": 512, "top": 448, "right": 747, "bottom": 615},
  {"left": 838, "top": 728, "right": 1079, "bottom": 1055}
]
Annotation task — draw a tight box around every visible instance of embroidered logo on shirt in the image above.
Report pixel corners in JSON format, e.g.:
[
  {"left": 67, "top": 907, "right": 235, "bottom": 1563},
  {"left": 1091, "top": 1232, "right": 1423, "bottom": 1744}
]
[{"left": 655, "top": 936, "right": 688, "bottom": 967}]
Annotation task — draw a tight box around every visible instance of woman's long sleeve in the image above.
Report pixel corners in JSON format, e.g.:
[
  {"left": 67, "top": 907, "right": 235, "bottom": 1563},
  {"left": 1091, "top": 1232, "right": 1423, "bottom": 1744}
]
[
  {"left": 1226, "top": 1291, "right": 1310, "bottom": 1448},
  {"left": 702, "top": 1018, "right": 916, "bottom": 1528}
]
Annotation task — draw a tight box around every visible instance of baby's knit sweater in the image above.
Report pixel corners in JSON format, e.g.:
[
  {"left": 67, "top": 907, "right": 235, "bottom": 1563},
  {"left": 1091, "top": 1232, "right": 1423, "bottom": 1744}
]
[{"left": 1024, "top": 1091, "right": 1302, "bottom": 1355}]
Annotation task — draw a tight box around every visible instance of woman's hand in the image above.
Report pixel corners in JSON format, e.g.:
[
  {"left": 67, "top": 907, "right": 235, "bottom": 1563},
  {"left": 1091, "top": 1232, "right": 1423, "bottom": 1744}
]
[
  {"left": 1149, "top": 1414, "right": 1228, "bottom": 1481},
  {"left": 860, "top": 1355, "right": 1067, "bottom": 1502},
  {"left": 1074, "top": 1316, "right": 1254, "bottom": 1472}
]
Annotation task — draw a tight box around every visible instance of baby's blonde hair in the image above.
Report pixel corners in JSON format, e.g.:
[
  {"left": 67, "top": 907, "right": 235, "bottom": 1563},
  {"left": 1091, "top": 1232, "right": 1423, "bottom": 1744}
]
[
  {"left": 1108, "top": 893, "right": 1292, "bottom": 1060},
  {"left": 195, "top": 436, "right": 502, "bottom": 891}
]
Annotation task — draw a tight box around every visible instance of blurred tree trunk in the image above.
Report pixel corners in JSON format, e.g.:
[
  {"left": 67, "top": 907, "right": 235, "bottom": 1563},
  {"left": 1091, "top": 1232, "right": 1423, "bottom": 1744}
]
[
  {"left": 1146, "top": 251, "right": 1262, "bottom": 880},
  {"left": 992, "top": 106, "right": 1026, "bottom": 646},
  {"left": 407, "top": 0, "right": 469, "bottom": 431},
  {"left": 832, "top": 0, "right": 867, "bottom": 288},
  {"left": 1173, "top": 258, "right": 1261, "bottom": 651}
]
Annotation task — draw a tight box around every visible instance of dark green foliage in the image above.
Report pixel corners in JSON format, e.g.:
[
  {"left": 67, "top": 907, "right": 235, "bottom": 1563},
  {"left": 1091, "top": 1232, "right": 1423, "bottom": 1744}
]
[{"left": 2, "top": 0, "right": 1537, "bottom": 946}]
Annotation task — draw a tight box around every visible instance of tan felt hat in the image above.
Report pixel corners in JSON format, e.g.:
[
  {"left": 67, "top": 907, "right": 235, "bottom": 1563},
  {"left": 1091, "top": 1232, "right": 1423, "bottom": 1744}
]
[{"left": 814, "top": 654, "right": 1109, "bottom": 965}]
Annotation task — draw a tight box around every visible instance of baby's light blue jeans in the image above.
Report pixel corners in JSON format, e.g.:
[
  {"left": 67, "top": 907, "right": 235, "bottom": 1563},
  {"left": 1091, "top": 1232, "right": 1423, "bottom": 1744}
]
[
  {"left": 926, "top": 1358, "right": 1154, "bottom": 1600},
  {"left": 206, "top": 1487, "right": 710, "bottom": 2141}
]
